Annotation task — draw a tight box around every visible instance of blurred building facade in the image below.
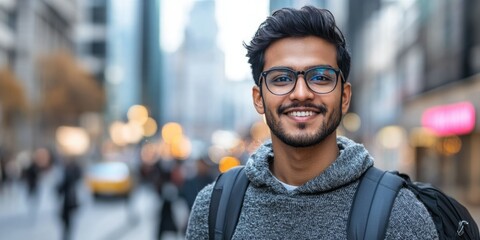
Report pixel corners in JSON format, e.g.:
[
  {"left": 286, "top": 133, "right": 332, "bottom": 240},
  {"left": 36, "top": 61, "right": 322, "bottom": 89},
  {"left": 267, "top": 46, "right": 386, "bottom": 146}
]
[
  {"left": 170, "top": 0, "right": 225, "bottom": 142},
  {"left": 75, "top": 0, "right": 107, "bottom": 84},
  {"left": 347, "top": 0, "right": 480, "bottom": 204},
  {"left": 0, "top": 0, "right": 15, "bottom": 67},
  {"left": 0, "top": 0, "right": 78, "bottom": 150},
  {"left": 104, "top": 0, "right": 142, "bottom": 123},
  {"left": 139, "top": 0, "right": 162, "bottom": 123},
  {"left": 101, "top": 0, "right": 163, "bottom": 134},
  {"left": 15, "top": 0, "right": 77, "bottom": 99}
]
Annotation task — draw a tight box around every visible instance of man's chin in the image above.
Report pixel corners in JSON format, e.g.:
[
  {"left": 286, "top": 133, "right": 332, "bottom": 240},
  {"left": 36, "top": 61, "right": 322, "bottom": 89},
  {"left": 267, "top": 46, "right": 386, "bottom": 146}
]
[{"left": 278, "top": 134, "right": 321, "bottom": 148}]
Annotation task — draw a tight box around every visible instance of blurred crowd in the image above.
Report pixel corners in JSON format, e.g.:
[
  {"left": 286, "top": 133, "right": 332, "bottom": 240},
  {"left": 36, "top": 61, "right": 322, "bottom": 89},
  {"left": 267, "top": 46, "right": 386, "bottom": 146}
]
[{"left": 0, "top": 141, "right": 224, "bottom": 240}]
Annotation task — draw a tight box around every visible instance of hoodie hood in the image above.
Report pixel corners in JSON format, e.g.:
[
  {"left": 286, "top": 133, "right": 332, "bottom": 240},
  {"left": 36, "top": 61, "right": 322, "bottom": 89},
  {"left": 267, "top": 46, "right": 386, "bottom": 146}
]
[{"left": 244, "top": 136, "right": 374, "bottom": 194}]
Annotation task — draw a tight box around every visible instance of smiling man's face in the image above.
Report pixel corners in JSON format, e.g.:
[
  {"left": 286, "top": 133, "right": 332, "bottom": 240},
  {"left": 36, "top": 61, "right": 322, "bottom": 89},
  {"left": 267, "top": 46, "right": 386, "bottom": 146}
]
[{"left": 252, "top": 36, "right": 351, "bottom": 148}]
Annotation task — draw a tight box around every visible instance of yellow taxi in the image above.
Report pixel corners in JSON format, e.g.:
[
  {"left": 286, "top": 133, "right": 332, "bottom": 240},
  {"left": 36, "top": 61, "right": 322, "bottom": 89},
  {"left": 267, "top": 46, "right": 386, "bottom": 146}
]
[{"left": 85, "top": 161, "right": 133, "bottom": 198}]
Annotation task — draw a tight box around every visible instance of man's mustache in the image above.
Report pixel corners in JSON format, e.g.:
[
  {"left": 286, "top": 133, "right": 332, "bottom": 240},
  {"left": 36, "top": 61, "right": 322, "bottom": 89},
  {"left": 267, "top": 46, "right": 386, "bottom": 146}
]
[{"left": 277, "top": 103, "right": 327, "bottom": 115}]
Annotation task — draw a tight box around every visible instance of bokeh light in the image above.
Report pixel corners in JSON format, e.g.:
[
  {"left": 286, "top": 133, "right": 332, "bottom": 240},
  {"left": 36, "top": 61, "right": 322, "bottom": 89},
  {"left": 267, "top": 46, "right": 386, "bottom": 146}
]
[
  {"left": 127, "top": 105, "right": 149, "bottom": 125},
  {"left": 56, "top": 126, "right": 90, "bottom": 156},
  {"left": 161, "top": 122, "right": 183, "bottom": 144},
  {"left": 409, "top": 127, "right": 437, "bottom": 148},
  {"left": 170, "top": 135, "right": 192, "bottom": 160},
  {"left": 377, "top": 125, "right": 407, "bottom": 149},
  {"left": 342, "top": 112, "right": 361, "bottom": 132},
  {"left": 437, "top": 136, "right": 462, "bottom": 156},
  {"left": 219, "top": 156, "right": 240, "bottom": 173},
  {"left": 142, "top": 117, "right": 158, "bottom": 137}
]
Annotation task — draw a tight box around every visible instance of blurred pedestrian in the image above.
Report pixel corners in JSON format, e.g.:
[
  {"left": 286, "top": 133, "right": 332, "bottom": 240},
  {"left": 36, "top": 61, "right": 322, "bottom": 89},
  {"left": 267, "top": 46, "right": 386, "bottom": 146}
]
[
  {"left": 56, "top": 157, "right": 81, "bottom": 240},
  {"left": 24, "top": 159, "right": 39, "bottom": 198},
  {"left": 23, "top": 157, "right": 40, "bottom": 216},
  {"left": 186, "top": 6, "right": 439, "bottom": 239},
  {"left": 0, "top": 147, "right": 8, "bottom": 189},
  {"left": 1, "top": 151, "right": 16, "bottom": 193},
  {"left": 153, "top": 159, "right": 184, "bottom": 239},
  {"left": 180, "top": 157, "right": 214, "bottom": 210},
  {"left": 23, "top": 147, "right": 55, "bottom": 215},
  {"left": 178, "top": 157, "right": 214, "bottom": 235},
  {"left": 139, "top": 142, "right": 160, "bottom": 184}
]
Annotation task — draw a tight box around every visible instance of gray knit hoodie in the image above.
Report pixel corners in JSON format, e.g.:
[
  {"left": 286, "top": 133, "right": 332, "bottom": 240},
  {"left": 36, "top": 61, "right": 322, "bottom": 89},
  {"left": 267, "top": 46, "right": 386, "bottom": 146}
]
[{"left": 186, "top": 136, "right": 438, "bottom": 239}]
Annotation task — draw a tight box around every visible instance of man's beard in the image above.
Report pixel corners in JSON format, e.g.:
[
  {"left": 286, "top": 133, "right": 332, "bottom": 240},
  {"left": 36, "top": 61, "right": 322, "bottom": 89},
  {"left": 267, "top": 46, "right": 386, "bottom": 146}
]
[{"left": 265, "top": 102, "right": 342, "bottom": 148}]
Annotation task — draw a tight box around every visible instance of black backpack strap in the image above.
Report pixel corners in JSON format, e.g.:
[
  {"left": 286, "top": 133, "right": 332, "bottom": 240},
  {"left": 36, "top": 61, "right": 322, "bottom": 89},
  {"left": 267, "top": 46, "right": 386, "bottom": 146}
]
[
  {"left": 208, "top": 166, "right": 249, "bottom": 240},
  {"left": 348, "top": 167, "right": 405, "bottom": 240}
]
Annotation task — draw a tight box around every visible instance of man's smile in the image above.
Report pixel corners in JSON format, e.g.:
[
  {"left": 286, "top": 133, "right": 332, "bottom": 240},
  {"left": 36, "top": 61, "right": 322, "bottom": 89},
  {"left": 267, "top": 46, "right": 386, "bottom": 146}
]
[
  {"left": 288, "top": 110, "right": 315, "bottom": 117},
  {"left": 278, "top": 103, "right": 327, "bottom": 124},
  {"left": 282, "top": 107, "right": 325, "bottom": 124}
]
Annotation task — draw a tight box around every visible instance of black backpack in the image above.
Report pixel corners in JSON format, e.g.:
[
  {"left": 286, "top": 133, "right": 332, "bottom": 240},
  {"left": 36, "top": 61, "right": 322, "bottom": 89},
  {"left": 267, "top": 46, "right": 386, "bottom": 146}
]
[{"left": 208, "top": 166, "right": 480, "bottom": 240}]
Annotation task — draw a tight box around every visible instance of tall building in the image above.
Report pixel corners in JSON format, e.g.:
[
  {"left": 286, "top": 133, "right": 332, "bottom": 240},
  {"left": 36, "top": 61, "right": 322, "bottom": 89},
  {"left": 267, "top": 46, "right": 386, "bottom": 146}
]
[
  {"left": 105, "top": 0, "right": 142, "bottom": 123},
  {"left": 169, "top": 0, "right": 225, "bottom": 142},
  {"left": 103, "top": 0, "right": 163, "bottom": 132},
  {"left": 0, "top": 0, "right": 15, "bottom": 67},
  {"left": 5, "top": 0, "right": 78, "bottom": 149},
  {"left": 14, "top": 0, "right": 77, "bottom": 104},
  {"left": 75, "top": 0, "right": 108, "bottom": 84},
  {"left": 139, "top": 0, "right": 162, "bottom": 123}
]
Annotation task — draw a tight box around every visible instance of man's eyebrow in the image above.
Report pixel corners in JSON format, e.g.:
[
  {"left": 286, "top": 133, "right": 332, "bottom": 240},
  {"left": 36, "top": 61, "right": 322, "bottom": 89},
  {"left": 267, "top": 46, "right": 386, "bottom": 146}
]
[{"left": 304, "top": 64, "right": 336, "bottom": 69}]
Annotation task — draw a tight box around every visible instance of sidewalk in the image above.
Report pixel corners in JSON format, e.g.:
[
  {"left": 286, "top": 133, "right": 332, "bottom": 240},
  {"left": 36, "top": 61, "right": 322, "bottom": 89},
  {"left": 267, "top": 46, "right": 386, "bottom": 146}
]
[{"left": 0, "top": 169, "right": 188, "bottom": 240}]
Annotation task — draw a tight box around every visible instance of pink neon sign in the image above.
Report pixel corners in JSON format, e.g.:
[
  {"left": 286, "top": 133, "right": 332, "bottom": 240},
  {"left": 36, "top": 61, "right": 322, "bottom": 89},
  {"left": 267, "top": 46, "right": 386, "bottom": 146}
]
[{"left": 421, "top": 101, "right": 476, "bottom": 136}]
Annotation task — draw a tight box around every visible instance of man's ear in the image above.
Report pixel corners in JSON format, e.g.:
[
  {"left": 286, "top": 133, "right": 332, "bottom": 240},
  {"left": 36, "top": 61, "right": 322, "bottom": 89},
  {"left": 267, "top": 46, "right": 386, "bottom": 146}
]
[
  {"left": 252, "top": 85, "right": 265, "bottom": 114},
  {"left": 342, "top": 82, "right": 352, "bottom": 115}
]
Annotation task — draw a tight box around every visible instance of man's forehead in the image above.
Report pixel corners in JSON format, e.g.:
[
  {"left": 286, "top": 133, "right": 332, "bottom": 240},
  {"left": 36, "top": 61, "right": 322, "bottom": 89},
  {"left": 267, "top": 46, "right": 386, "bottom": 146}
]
[{"left": 263, "top": 36, "right": 338, "bottom": 70}]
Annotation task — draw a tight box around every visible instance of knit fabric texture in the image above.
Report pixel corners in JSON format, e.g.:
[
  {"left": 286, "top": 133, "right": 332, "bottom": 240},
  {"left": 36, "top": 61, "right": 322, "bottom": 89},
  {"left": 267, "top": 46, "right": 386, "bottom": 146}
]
[{"left": 186, "top": 136, "right": 439, "bottom": 239}]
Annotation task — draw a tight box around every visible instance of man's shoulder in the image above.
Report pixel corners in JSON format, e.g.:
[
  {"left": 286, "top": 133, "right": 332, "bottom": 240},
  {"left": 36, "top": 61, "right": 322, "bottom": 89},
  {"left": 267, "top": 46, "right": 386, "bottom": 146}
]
[
  {"left": 186, "top": 182, "right": 215, "bottom": 239},
  {"left": 392, "top": 187, "right": 433, "bottom": 221},
  {"left": 193, "top": 182, "right": 215, "bottom": 207},
  {"left": 394, "top": 187, "right": 429, "bottom": 211},
  {"left": 387, "top": 187, "right": 439, "bottom": 239}
]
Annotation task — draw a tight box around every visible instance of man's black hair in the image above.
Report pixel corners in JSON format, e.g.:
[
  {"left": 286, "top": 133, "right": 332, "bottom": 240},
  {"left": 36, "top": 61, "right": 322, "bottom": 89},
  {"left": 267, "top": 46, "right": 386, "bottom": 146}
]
[{"left": 244, "top": 6, "right": 351, "bottom": 86}]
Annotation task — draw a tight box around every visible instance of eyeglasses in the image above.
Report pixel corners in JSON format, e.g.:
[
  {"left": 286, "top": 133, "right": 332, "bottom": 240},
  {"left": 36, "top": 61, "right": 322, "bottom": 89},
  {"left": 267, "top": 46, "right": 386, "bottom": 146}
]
[{"left": 259, "top": 66, "right": 345, "bottom": 95}]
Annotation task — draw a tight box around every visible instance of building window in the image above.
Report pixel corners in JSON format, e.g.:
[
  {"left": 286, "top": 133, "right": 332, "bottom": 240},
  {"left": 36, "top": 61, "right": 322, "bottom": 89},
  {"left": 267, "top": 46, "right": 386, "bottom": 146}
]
[
  {"left": 91, "top": 5, "right": 106, "bottom": 24},
  {"left": 90, "top": 41, "right": 106, "bottom": 57}
]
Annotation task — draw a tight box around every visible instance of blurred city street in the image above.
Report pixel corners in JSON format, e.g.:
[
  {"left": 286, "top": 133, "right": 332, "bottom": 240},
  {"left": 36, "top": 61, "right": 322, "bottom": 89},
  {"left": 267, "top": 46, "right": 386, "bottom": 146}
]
[
  {"left": 1, "top": 0, "right": 480, "bottom": 238},
  {"left": 0, "top": 166, "right": 189, "bottom": 240},
  {"left": 3, "top": 166, "right": 480, "bottom": 240}
]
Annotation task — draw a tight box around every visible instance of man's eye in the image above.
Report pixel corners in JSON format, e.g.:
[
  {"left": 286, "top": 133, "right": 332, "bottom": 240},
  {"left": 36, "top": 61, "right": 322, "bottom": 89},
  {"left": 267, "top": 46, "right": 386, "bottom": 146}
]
[
  {"left": 310, "top": 75, "right": 334, "bottom": 84},
  {"left": 268, "top": 73, "right": 294, "bottom": 86},
  {"left": 272, "top": 76, "right": 293, "bottom": 82}
]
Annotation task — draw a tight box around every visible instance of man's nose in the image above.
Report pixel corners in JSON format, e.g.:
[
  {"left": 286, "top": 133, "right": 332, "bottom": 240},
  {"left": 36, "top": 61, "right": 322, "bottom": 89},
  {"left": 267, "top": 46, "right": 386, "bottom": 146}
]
[{"left": 289, "top": 76, "right": 315, "bottom": 101}]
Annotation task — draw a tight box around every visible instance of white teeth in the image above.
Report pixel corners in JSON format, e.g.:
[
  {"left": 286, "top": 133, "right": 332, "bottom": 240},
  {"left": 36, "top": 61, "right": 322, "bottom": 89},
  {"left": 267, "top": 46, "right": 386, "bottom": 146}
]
[{"left": 289, "top": 111, "right": 314, "bottom": 117}]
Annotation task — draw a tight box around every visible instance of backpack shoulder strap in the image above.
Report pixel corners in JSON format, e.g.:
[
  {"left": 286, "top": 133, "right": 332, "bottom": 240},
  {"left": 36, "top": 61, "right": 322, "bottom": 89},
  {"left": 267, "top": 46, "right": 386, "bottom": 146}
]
[
  {"left": 208, "top": 166, "right": 249, "bottom": 240},
  {"left": 348, "top": 167, "right": 405, "bottom": 240}
]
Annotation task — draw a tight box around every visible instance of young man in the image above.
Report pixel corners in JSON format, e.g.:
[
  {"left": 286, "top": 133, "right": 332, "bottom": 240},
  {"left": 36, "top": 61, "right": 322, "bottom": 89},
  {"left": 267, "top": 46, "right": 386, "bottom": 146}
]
[{"left": 186, "top": 6, "right": 438, "bottom": 239}]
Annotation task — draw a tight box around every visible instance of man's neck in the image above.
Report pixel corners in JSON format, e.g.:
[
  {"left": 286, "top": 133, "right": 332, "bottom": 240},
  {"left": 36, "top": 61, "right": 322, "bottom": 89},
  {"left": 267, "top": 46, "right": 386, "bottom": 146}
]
[{"left": 269, "top": 133, "right": 339, "bottom": 186}]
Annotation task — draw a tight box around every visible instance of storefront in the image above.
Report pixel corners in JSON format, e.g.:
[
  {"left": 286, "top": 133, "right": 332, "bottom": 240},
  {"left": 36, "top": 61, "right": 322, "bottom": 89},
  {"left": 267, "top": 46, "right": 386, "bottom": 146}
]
[{"left": 402, "top": 74, "right": 480, "bottom": 205}]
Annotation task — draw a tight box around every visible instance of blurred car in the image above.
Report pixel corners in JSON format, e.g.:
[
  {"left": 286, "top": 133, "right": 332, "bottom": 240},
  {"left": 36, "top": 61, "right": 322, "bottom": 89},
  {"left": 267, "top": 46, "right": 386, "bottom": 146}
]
[{"left": 85, "top": 161, "right": 133, "bottom": 198}]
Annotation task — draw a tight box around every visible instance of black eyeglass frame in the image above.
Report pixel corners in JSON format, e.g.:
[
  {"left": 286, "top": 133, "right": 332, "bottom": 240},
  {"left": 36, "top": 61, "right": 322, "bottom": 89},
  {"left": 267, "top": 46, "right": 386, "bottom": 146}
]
[{"left": 259, "top": 65, "right": 346, "bottom": 96}]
